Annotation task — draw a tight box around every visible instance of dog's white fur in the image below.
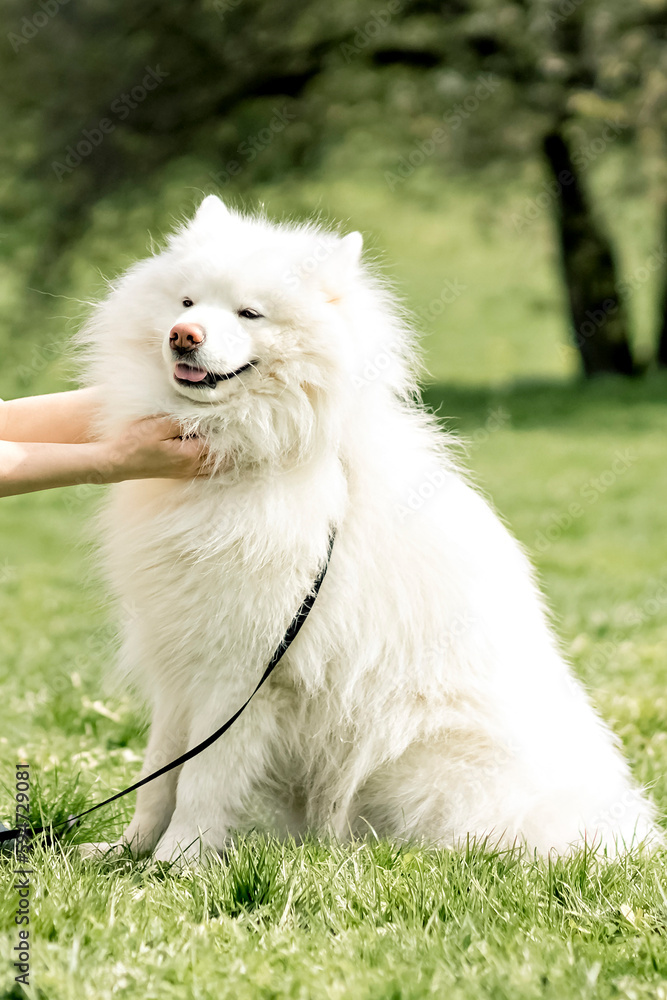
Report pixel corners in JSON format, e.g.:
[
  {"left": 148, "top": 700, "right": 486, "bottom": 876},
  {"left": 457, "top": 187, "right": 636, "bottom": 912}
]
[{"left": 80, "top": 195, "right": 658, "bottom": 863}]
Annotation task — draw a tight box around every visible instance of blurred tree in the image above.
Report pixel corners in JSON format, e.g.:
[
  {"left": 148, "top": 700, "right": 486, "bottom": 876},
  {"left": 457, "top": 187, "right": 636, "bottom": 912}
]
[
  {"left": 633, "top": 8, "right": 667, "bottom": 367},
  {"left": 362, "top": 0, "right": 667, "bottom": 375},
  {"left": 0, "top": 0, "right": 363, "bottom": 282},
  {"left": 1, "top": 0, "right": 666, "bottom": 378}
]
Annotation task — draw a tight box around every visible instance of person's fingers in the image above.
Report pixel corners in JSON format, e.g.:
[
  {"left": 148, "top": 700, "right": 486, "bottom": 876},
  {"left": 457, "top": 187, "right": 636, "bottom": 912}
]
[
  {"left": 137, "top": 415, "right": 190, "bottom": 441},
  {"left": 174, "top": 436, "right": 207, "bottom": 459},
  {"left": 163, "top": 431, "right": 213, "bottom": 476}
]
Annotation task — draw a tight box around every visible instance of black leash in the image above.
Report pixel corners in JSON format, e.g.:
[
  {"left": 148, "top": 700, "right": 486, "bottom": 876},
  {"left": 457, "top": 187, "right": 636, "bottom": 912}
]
[{"left": 0, "top": 530, "right": 335, "bottom": 847}]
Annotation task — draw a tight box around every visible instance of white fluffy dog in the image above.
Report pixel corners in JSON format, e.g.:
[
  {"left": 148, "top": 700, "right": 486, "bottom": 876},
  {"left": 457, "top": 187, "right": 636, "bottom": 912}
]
[{"left": 81, "top": 195, "right": 658, "bottom": 863}]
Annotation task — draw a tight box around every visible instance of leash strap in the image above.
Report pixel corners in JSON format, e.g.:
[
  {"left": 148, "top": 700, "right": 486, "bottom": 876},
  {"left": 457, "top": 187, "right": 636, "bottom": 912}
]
[{"left": 0, "top": 530, "right": 336, "bottom": 846}]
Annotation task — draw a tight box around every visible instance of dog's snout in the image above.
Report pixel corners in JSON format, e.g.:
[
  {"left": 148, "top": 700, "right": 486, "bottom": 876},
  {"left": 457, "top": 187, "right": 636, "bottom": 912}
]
[{"left": 169, "top": 322, "right": 206, "bottom": 355}]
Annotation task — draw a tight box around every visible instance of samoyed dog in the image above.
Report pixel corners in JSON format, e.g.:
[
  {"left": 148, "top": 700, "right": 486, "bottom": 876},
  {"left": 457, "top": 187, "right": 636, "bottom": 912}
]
[{"left": 80, "top": 195, "right": 658, "bottom": 863}]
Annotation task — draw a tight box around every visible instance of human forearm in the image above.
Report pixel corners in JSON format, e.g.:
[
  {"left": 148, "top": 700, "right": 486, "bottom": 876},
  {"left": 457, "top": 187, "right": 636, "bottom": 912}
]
[
  {"left": 0, "top": 415, "right": 211, "bottom": 498},
  {"left": 0, "top": 388, "right": 100, "bottom": 444},
  {"left": 0, "top": 439, "right": 115, "bottom": 498}
]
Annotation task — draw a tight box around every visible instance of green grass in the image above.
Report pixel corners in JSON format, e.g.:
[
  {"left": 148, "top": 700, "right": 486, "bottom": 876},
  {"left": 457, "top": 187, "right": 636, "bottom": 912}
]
[
  {"left": 3, "top": 836, "right": 667, "bottom": 1000},
  {"left": 2, "top": 165, "right": 667, "bottom": 998},
  {"left": 2, "top": 376, "right": 667, "bottom": 999}
]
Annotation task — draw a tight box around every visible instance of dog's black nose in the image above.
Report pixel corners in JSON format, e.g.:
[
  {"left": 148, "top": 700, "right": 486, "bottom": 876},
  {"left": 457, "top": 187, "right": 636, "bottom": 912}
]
[{"left": 169, "top": 323, "right": 206, "bottom": 355}]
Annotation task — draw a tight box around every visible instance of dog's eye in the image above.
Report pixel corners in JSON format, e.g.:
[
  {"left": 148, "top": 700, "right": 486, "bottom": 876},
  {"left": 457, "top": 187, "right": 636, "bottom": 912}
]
[
  {"left": 182, "top": 298, "right": 194, "bottom": 308},
  {"left": 238, "top": 308, "right": 263, "bottom": 320}
]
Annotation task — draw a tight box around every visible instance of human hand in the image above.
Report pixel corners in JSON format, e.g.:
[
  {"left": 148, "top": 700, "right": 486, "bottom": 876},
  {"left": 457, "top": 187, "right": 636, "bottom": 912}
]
[{"left": 101, "top": 416, "right": 212, "bottom": 482}]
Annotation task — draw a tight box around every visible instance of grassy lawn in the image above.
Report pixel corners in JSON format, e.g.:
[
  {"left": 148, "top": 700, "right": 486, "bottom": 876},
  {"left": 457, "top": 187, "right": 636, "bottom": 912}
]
[{"left": 1, "top": 168, "right": 667, "bottom": 998}]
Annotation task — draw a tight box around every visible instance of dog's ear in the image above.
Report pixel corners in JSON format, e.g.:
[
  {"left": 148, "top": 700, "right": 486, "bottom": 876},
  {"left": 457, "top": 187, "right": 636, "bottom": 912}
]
[
  {"left": 323, "top": 232, "right": 363, "bottom": 300},
  {"left": 285, "top": 231, "right": 363, "bottom": 296},
  {"left": 334, "top": 232, "right": 363, "bottom": 274},
  {"left": 315, "top": 231, "right": 363, "bottom": 299},
  {"left": 191, "top": 195, "right": 230, "bottom": 232}
]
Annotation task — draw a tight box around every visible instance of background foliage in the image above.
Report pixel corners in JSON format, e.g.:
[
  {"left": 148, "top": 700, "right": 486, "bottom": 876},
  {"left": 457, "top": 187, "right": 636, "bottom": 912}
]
[
  {"left": 1, "top": 0, "right": 667, "bottom": 387},
  {"left": 1, "top": 2, "right": 667, "bottom": 999}
]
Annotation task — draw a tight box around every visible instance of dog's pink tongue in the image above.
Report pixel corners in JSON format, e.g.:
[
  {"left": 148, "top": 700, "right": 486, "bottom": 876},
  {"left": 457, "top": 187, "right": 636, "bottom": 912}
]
[{"left": 175, "top": 363, "right": 208, "bottom": 383}]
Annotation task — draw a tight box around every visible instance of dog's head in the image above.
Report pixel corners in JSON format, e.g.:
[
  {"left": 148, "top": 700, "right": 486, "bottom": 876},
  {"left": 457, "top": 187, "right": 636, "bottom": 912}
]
[
  {"left": 82, "top": 196, "right": 412, "bottom": 469},
  {"left": 160, "top": 196, "right": 364, "bottom": 406}
]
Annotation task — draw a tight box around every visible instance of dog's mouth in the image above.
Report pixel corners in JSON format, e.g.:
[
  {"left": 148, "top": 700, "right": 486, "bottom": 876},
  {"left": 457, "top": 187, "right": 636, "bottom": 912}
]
[{"left": 173, "top": 361, "right": 255, "bottom": 389}]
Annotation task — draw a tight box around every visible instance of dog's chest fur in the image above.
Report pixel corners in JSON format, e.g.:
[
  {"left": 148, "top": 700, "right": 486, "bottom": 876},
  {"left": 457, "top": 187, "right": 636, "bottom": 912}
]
[{"left": 101, "top": 460, "right": 346, "bottom": 701}]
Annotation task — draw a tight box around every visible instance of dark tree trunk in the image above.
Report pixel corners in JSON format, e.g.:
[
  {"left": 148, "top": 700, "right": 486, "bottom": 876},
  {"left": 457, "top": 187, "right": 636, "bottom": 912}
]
[
  {"left": 657, "top": 209, "right": 667, "bottom": 368},
  {"left": 542, "top": 129, "right": 636, "bottom": 377},
  {"left": 658, "top": 305, "right": 667, "bottom": 368}
]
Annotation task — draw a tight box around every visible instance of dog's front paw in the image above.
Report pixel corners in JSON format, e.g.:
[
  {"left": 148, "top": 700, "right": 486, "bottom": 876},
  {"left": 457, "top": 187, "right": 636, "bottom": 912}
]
[
  {"left": 78, "top": 840, "right": 130, "bottom": 860},
  {"left": 153, "top": 828, "right": 224, "bottom": 870}
]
